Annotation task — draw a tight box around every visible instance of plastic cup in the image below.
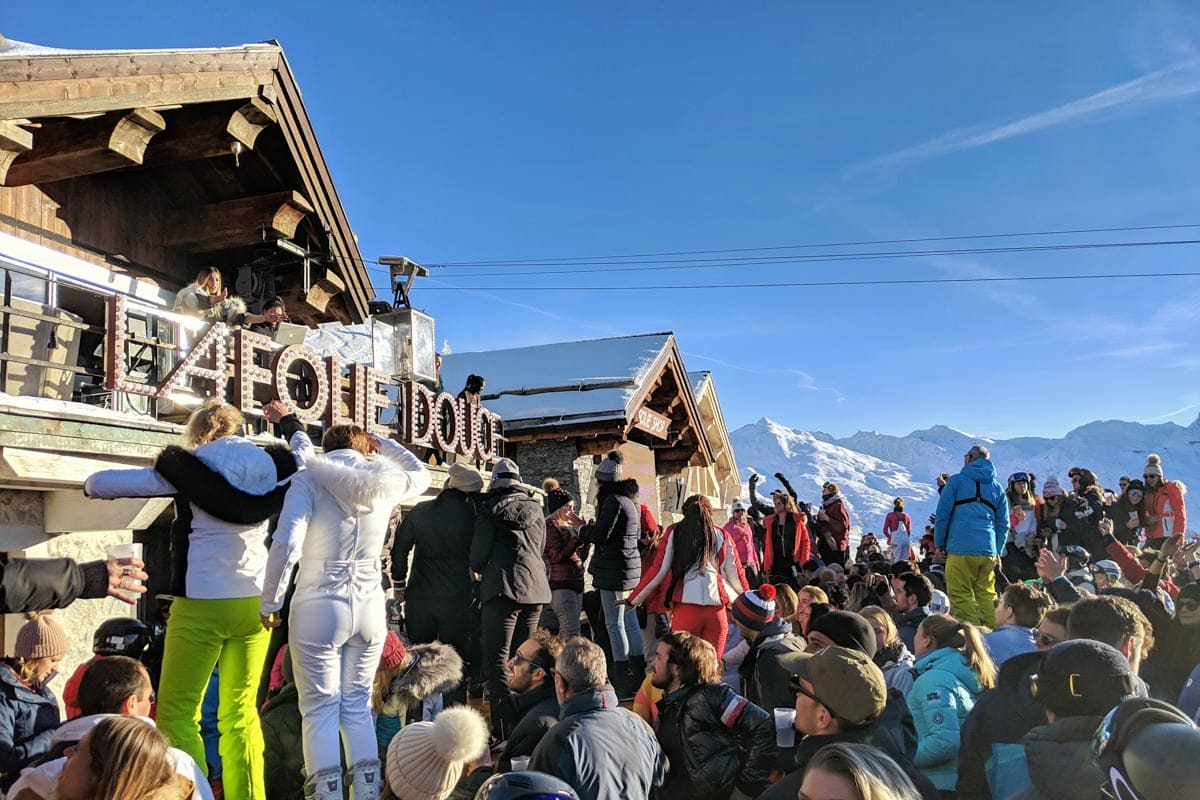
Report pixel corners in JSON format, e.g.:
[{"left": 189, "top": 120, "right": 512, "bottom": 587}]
[
  {"left": 510, "top": 756, "right": 530, "bottom": 772},
  {"left": 105, "top": 542, "right": 143, "bottom": 601},
  {"left": 773, "top": 707, "right": 796, "bottom": 748}
]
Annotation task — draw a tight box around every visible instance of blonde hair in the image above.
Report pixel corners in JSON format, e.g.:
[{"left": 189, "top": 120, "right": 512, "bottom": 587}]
[
  {"left": 372, "top": 660, "right": 407, "bottom": 715},
  {"left": 859, "top": 605, "right": 900, "bottom": 647},
  {"left": 81, "top": 716, "right": 177, "bottom": 798},
  {"left": 193, "top": 266, "right": 222, "bottom": 294},
  {"left": 183, "top": 399, "right": 244, "bottom": 448},
  {"left": 799, "top": 585, "right": 829, "bottom": 605},
  {"left": 918, "top": 613, "right": 996, "bottom": 689},
  {"left": 772, "top": 583, "right": 798, "bottom": 620},
  {"left": 322, "top": 424, "right": 371, "bottom": 454},
  {"left": 806, "top": 742, "right": 921, "bottom": 800}
]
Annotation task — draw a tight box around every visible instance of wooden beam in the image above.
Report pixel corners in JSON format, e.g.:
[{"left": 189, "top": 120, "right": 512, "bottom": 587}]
[
  {"left": 2, "top": 108, "right": 166, "bottom": 185},
  {"left": 142, "top": 97, "right": 277, "bottom": 166},
  {"left": 0, "top": 74, "right": 272, "bottom": 120},
  {"left": 161, "top": 190, "right": 314, "bottom": 252},
  {"left": 0, "top": 121, "right": 32, "bottom": 186}
]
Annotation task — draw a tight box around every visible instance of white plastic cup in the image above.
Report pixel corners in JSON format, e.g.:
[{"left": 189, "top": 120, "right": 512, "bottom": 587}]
[
  {"left": 105, "top": 542, "right": 143, "bottom": 602},
  {"left": 773, "top": 707, "right": 796, "bottom": 748},
  {"left": 510, "top": 756, "right": 530, "bottom": 772}
]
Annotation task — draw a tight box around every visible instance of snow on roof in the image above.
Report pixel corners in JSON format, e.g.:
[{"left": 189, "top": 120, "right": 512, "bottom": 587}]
[
  {"left": 0, "top": 391, "right": 176, "bottom": 430},
  {"left": 689, "top": 370, "right": 711, "bottom": 396},
  {"left": 0, "top": 37, "right": 275, "bottom": 59},
  {"left": 442, "top": 333, "right": 674, "bottom": 427}
]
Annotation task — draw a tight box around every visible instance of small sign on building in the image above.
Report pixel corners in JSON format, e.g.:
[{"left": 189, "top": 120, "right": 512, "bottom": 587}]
[{"left": 633, "top": 405, "right": 670, "bottom": 440}]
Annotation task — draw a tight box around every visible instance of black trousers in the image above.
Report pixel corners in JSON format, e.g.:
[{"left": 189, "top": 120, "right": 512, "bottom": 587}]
[
  {"left": 406, "top": 598, "right": 473, "bottom": 706},
  {"left": 480, "top": 595, "right": 541, "bottom": 737}
]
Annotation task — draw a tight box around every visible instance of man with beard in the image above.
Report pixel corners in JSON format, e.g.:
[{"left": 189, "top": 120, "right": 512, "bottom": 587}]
[
  {"left": 814, "top": 482, "right": 851, "bottom": 566},
  {"left": 460, "top": 630, "right": 564, "bottom": 796},
  {"left": 651, "top": 631, "right": 773, "bottom": 800}
]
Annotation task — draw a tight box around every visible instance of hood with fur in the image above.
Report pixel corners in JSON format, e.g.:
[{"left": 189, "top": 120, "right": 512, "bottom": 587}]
[
  {"left": 301, "top": 448, "right": 421, "bottom": 516},
  {"left": 381, "top": 641, "right": 464, "bottom": 715}
]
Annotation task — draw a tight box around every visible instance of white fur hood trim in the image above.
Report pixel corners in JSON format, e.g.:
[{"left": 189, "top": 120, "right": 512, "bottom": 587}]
[{"left": 301, "top": 449, "right": 420, "bottom": 515}]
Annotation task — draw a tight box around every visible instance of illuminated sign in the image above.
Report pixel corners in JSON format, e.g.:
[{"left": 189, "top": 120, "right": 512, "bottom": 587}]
[{"left": 103, "top": 295, "right": 501, "bottom": 460}]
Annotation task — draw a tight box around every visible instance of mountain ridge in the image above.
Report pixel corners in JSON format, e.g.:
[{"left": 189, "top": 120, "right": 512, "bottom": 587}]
[{"left": 731, "top": 414, "right": 1200, "bottom": 539}]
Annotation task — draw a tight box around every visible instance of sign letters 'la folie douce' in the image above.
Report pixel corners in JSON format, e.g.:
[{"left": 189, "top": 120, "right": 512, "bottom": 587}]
[{"left": 103, "top": 295, "right": 502, "bottom": 461}]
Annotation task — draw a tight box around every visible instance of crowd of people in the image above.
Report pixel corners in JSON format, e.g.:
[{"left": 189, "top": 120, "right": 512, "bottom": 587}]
[{"left": 1, "top": 400, "right": 1200, "bottom": 800}]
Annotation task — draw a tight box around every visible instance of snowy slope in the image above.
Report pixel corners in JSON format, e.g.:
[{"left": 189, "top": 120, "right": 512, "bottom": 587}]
[{"left": 732, "top": 415, "right": 1200, "bottom": 539}]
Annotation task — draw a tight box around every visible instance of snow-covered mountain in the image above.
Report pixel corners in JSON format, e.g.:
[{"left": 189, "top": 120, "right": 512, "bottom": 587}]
[{"left": 732, "top": 415, "right": 1200, "bottom": 538}]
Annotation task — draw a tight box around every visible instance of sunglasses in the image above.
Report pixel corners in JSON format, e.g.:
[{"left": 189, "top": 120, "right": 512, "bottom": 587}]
[
  {"left": 1143, "top": 475, "right": 1158, "bottom": 481},
  {"left": 509, "top": 652, "right": 552, "bottom": 673},
  {"left": 1034, "top": 629, "right": 1062, "bottom": 648},
  {"left": 788, "top": 675, "right": 827, "bottom": 709},
  {"left": 1178, "top": 599, "right": 1200, "bottom": 613}
]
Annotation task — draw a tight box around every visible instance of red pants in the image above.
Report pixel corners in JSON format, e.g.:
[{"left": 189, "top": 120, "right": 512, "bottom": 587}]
[{"left": 670, "top": 603, "right": 727, "bottom": 660}]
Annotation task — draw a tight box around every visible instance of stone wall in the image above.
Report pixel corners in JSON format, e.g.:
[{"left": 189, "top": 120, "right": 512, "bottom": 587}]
[{"left": 15, "top": 528, "right": 136, "bottom": 716}]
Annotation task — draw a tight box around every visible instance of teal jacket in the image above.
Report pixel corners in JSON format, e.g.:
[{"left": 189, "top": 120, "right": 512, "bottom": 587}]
[
  {"left": 907, "top": 647, "right": 987, "bottom": 792},
  {"left": 934, "top": 459, "right": 1010, "bottom": 556}
]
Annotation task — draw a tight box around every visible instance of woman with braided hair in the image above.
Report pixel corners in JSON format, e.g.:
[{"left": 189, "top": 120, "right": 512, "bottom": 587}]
[{"left": 630, "top": 494, "right": 748, "bottom": 657}]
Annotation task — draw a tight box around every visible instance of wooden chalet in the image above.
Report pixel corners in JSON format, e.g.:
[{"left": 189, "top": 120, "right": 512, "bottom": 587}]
[
  {"left": 441, "top": 333, "right": 741, "bottom": 522},
  {"left": 0, "top": 35, "right": 394, "bottom": 676}
]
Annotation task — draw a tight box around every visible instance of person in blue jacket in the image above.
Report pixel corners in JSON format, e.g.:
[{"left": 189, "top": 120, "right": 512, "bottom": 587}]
[
  {"left": 907, "top": 613, "right": 996, "bottom": 793},
  {"left": 934, "top": 445, "right": 1010, "bottom": 627}
]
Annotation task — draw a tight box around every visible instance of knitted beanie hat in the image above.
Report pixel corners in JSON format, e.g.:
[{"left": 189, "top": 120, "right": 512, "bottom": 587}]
[
  {"left": 385, "top": 706, "right": 488, "bottom": 800},
  {"left": 545, "top": 487, "right": 574, "bottom": 516},
  {"left": 379, "top": 630, "right": 407, "bottom": 672},
  {"left": 15, "top": 611, "right": 69, "bottom": 660},
  {"left": 731, "top": 584, "right": 777, "bottom": 632},
  {"left": 1041, "top": 476, "right": 1064, "bottom": 497},
  {"left": 1144, "top": 453, "right": 1164, "bottom": 478},
  {"left": 595, "top": 450, "right": 623, "bottom": 483}
]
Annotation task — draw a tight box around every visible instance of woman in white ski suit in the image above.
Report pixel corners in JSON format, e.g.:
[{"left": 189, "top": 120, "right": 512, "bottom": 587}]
[{"left": 259, "top": 422, "right": 429, "bottom": 800}]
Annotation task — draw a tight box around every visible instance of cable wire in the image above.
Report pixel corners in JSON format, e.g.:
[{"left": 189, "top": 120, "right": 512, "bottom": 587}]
[
  {"left": 428, "top": 222, "right": 1200, "bottom": 267},
  {"left": 415, "top": 270, "right": 1200, "bottom": 292},
  {"left": 428, "top": 238, "right": 1200, "bottom": 277}
]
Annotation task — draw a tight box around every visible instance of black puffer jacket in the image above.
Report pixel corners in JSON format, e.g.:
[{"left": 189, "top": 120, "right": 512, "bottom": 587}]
[
  {"left": 584, "top": 479, "right": 641, "bottom": 591},
  {"left": 0, "top": 556, "right": 109, "bottom": 614},
  {"left": 471, "top": 486, "right": 552, "bottom": 605},
  {"left": 655, "top": 683, "right": 774, "bottom": 800},
  {"left": 393, "top": 488, "right": 480, "bottom": 603}
]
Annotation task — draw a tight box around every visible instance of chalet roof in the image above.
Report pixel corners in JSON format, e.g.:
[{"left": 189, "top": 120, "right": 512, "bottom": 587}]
[
  {"left": 0, "top": 36, "right": 372, "bottom": 323},
  {"left": 443, "top": 332, "right": 714, "bottom": 471},
  {"left": 441, "top": 333, "right": 673, "bottom": 428}
]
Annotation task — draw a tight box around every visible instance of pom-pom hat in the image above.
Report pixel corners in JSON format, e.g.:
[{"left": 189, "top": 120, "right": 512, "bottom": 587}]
[
  {"left": 732, "top": 584, "right": 777, "bottom": 632},
  {"left": 1144, "top": 453, "right": 1164, "bottom": 479},
  {"left": 15, "top": 611, "right": 69, "bottom": 660},
  {"left": 595, "top": 450, "right": 624, "bottom": 483},
  {"left": 1042, "top": 476, "right": 1064, "bottom": 497},
  {"left": 385, "top": 706, "right": 488, "bottom": 800}
]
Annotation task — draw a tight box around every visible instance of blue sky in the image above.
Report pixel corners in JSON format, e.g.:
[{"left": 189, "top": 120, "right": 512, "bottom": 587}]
[{"left": 9, "top": 2, "right": 1200, "bottom": 439}]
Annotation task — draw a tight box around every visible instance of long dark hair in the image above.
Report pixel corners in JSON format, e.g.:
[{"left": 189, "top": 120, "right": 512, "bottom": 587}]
[{"left": 669, "top": 494, "right": 719, "bottom": 579}]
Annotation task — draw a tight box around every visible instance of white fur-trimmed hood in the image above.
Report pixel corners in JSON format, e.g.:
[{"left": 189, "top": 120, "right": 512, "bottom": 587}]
[{"left": 300, "top": 448, "right": 421, "bottom": 515}]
